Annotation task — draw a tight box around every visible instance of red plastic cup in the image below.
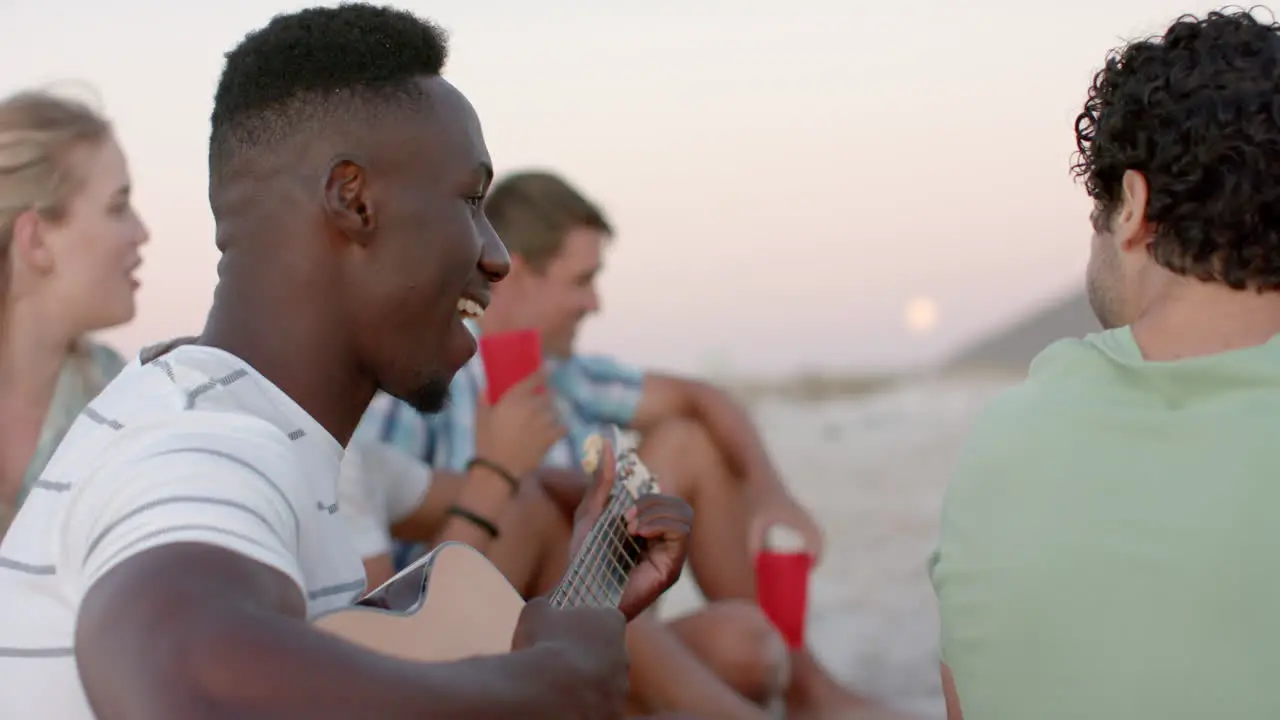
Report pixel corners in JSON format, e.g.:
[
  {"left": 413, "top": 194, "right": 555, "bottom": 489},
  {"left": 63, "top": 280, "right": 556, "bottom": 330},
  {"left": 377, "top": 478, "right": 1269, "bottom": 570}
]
[
  {"left": 755, "top": 525, "right": 812, "bottom": 650},
  {"left": 478, "top": 329, "right": 543, "bottom": 404}
]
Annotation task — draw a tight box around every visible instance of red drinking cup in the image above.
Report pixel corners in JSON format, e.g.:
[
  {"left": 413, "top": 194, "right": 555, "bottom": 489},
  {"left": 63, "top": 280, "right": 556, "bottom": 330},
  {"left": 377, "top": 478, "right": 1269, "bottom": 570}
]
[
  {"left": 754, "top": 524, "right": 812, "bottom": 650},
  {"left": 478, "top": 330, "right": 542, "bottom": 404}
]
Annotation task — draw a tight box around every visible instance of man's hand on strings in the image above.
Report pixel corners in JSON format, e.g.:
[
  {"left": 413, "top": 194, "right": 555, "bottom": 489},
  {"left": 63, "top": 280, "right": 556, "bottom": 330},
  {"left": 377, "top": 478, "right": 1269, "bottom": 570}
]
[
  {"left": 566, "top": 439, "right": 693, "bottom": 621},
  {"left": 617, "top": 491, "right": 692, "bottom": 620}
]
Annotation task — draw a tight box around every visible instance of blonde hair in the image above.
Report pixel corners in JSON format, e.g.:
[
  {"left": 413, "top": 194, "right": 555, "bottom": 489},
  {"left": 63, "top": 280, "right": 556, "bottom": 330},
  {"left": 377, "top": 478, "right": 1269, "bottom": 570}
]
[
  {"left": 0, "top": 91, "right": 112, "bottom": 294},
  {"left": 0, "top": 91, "right": 112, "bottom": 384}
]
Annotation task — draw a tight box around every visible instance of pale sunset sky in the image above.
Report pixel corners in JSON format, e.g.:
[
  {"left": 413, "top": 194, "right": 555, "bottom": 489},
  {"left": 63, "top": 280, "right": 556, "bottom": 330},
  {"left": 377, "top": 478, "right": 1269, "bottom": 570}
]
[{"left": 0, "top": 0, "right": 1222, "bottom": 376}]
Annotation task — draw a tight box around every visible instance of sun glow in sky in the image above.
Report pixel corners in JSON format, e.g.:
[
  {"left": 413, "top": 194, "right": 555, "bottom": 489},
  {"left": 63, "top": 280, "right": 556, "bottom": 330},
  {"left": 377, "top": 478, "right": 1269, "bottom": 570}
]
[{"left": 903, "top": 297, "right": 940, "bottom": 336}]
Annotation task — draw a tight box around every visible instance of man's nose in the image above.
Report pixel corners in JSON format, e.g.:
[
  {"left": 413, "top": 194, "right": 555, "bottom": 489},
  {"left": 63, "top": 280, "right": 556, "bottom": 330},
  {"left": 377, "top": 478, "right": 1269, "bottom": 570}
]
[{"left": 479, "top": 223, "right": 511, "bottom": 283}]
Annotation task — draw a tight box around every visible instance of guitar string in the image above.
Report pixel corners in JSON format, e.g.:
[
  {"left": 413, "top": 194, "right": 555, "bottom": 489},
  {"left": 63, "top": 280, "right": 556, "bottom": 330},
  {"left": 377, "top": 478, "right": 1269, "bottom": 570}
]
[
  {"left": 566, "top": 528, "right": 625, "bottom": 608},
  {"left": 552, "top": 447, "right": 655, "bottom": 608},
  {"left": 555, "top": 489, "right": 639, "bottom": 607},
  {"left": 557, "top": 494, "right": 629, "bottom": 607},
  {"left": 580, "top": 521, "right": 635, "bottom": 607},
  {"left": 551, "top": 491, "right": 625, "bottom": 606},
  {"left": 564, "top": 505, "right": 644, "bottom": 608},
  {"left": 564, "top": 483, "right": 631, "bottom": 580}
]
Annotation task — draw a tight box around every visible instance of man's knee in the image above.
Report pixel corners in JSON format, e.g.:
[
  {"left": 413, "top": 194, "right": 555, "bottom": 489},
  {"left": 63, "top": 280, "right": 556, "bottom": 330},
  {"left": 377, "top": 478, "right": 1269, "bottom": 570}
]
[
  {"left": 639, "top": 417, "right": 715, "bottom": 462},
  {"left": 679, "top": 600, "right": 791, "bottom": 704},
  {"left": 638, "top": 418, "right": 726, "bottom": 500},
  {"left": 719, "top": 601, "right": 791, "bottom": 704}
]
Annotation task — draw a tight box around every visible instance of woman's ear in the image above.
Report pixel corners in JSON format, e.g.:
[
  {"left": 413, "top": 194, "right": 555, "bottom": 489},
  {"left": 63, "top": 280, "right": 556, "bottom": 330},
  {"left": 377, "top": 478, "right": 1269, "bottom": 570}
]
[{"left": 9, "top": 209, "right": 54, "bottom": 275}]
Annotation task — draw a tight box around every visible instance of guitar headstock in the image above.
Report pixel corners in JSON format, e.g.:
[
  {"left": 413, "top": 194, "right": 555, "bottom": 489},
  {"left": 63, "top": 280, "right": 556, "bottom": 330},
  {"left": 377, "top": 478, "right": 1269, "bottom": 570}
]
[{"left": 581, "top": 426, "right": 661, "bottom": 499}]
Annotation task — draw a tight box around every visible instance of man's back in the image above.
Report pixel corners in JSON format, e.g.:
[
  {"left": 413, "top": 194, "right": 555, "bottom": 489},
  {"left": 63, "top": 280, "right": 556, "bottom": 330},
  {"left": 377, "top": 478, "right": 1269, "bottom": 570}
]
[
  {"left": 0, "top": 346, "right": 364, "bottom": 718},
  {"left": 931, "top": 327, "right": 1280, "bottom": 718}
]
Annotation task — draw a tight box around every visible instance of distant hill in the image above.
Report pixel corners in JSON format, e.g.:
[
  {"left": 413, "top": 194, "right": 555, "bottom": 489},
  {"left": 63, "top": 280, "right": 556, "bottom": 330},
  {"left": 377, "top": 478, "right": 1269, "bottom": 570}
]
[{"left": 946, "top": 292, "right": 1099, "bottom": 375}]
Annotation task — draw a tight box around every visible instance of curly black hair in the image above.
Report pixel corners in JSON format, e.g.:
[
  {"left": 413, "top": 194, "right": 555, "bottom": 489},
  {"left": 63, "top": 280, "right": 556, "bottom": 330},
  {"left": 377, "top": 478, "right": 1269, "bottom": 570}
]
[
  {"left": 1072, "top": 7, "right": 1280, "bottom": 291},
  {"left": 209, "top": 3, "right": 448, "bottom": 177}
]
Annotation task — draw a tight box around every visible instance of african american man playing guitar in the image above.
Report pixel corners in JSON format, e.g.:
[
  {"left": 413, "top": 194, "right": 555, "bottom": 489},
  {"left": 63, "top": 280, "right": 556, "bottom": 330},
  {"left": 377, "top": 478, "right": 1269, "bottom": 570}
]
[{"left": 0, "top": 6, "right": 693, "bottom": 719}]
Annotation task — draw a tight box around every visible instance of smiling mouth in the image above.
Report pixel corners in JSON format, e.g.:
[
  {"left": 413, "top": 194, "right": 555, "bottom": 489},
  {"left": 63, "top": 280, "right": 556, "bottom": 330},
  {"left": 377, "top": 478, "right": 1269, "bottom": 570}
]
[{"left": 456, "top": 297, "right": 485, "bottom": 320}]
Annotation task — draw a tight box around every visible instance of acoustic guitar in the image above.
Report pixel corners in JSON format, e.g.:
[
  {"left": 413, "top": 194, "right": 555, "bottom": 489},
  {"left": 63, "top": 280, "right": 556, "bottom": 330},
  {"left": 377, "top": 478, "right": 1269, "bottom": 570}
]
[{"left": 313, "top": 428, "right": 660, "bottom": 662}]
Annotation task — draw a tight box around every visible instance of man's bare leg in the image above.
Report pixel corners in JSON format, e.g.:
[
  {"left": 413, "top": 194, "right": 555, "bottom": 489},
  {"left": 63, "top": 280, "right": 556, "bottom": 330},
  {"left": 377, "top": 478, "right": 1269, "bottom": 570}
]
[
  {"left": 664, "top": 601, "right": 791, "bottom": 705},
  {"left": 638, "top": 417, "right": 912, "bottom": 720},
  {"left": 477, "top": 474, "right": 787, "bottom": 717}
]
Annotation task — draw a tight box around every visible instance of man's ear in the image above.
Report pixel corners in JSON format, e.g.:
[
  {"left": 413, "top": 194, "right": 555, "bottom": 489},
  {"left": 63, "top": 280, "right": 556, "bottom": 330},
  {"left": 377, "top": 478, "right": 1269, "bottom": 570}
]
[
  {"left": 1114, "top": 169, "right": 1153, "bottom": 253},
  {"left": 323, "top": 157, "right": 376, "bottom": 244}
]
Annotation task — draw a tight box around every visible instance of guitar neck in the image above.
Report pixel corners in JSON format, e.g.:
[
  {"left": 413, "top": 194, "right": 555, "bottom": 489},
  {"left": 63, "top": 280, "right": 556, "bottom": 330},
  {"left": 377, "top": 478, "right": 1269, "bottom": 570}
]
[
  {"left": 548, "top": 494, "right": 644, "bottom": 610},
  {"left": 548, "top": 430, "right": 658, "bottom": 610}
]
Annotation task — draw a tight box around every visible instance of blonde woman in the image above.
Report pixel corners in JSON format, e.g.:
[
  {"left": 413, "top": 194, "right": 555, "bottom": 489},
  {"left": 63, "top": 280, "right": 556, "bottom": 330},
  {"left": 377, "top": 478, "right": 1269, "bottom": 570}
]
[{"left": 0, "top": 91, "right": 148, "bottom": 533}]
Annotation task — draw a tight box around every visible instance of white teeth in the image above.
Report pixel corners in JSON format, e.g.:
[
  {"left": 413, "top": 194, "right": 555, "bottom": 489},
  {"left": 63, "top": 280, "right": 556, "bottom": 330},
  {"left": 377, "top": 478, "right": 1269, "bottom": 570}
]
[{"left": 456, "top": 297, "right": 484, "bottom": 319}]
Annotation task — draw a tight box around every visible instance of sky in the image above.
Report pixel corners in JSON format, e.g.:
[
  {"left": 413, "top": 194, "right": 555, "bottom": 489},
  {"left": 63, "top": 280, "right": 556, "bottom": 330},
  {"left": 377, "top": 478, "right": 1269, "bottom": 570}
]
[{"left": 0, "top": 0, "right": 1226, "bottom": 376}]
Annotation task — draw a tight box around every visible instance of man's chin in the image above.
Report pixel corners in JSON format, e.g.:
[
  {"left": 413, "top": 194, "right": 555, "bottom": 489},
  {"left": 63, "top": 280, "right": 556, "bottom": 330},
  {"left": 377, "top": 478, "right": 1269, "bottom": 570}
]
[{"left": 401, "top": 377, "right": 451, "bottom": 414}]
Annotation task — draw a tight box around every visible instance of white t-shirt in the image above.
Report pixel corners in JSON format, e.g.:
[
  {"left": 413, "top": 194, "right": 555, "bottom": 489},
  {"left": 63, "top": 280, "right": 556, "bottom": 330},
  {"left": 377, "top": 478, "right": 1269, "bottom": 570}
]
[
  {"left": 0, "top": 345, "right": 366, "bottom": 719},
  {"left": 336, "top": 440, "right": 432, "bottom": 559}
]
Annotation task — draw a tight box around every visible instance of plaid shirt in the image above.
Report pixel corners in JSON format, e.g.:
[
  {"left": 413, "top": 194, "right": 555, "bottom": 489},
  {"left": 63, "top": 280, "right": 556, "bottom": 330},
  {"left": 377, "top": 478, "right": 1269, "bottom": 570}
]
[
  {"left": 355, "top": 351, "right": 645, "bottom": 472},
  {"left": 353, "top": 341, "right": 646, "bottom": 570}
]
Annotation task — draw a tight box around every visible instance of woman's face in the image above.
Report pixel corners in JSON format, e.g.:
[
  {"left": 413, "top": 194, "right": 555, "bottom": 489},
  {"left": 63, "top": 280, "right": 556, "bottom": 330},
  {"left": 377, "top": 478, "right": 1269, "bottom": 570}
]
[{"left": 43, "top": 136, "right": 148, "bottom": 334}]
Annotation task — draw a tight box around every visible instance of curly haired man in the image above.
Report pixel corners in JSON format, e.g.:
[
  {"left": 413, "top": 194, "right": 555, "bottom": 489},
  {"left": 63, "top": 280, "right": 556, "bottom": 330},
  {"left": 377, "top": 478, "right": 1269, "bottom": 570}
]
[{"left": 930, "top": 9, "right": 1280, "bottom": 720}]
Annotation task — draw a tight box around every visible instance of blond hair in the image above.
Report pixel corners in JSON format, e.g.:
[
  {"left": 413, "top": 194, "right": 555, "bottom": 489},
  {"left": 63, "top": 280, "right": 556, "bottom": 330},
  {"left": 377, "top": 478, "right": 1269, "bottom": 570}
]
[
  {"left": 0, "top": 91, "right": 112, "bottom": 385},
  {"left": 0, "top": 91, "right": 111, "bottom": 294}
]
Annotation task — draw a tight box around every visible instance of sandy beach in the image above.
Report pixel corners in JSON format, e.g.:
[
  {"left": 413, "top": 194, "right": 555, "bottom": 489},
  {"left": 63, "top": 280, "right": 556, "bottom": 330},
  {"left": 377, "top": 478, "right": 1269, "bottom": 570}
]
[{"left": 656, "top": 375, "right": 1017, "bottom": 719}]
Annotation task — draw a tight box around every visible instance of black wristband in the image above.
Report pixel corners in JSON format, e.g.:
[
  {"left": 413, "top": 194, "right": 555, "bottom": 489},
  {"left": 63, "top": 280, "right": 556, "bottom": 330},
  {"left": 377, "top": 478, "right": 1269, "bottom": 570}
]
[
  {"left": 445, "top": 505, "right": 500, "bottom": 539},
  {"left": 466, "top": 457, "right": 520, "bottom": 494}
]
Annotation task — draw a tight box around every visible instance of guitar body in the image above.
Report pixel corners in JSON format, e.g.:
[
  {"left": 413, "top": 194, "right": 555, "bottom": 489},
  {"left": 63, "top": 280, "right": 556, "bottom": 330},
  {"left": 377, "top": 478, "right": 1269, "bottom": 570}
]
[
  {"left": 315, "top": 429, "right": 659, "bottom": 664},
  {"left": 314, "top": 542, "right": 526, "bottom": 662}
]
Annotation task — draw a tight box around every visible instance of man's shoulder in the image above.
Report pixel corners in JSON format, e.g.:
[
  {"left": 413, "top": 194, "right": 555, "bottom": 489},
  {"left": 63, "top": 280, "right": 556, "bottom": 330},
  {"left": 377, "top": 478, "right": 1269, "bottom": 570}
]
[
  {"left": 964, "top": 332, "right": 1125, "bottom": 431},
  {"left": 956, "top": 355, "right": 1098, "bottom": 454},
  {"left": 49, "top": 404, "right": 299, "bottom": 484},
  {"left": 46, "top": 348, "right": 305, "bottom": 487},
  {"left": 942, "top": 335, "right": 1133, "bottom": 518},
  {"left": 1024, "top": 329, "right": 1134, "bottom": 381}
]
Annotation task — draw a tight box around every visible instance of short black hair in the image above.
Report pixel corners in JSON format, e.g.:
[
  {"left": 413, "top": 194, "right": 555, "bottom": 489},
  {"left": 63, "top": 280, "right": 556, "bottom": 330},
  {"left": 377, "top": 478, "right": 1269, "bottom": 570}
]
[
  {"left": 209, "top": 3, "right": 448, "bottom": 178},
  {"left": 1072, "top": 8, "right": 1280, "bottom": 291}
]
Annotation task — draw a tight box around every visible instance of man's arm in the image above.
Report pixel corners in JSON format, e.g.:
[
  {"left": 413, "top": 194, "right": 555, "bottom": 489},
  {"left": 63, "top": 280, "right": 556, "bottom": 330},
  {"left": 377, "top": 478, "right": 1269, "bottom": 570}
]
[
  {"left": 77, "top": 543, "right": 554, "bottom": 719},
  {"left": 632, "top": 373, "right": 780, "bottom": 486},
  {"left": 337, "top": 440, "right": 434, "bottom": 588},
  {"left": 350, "top": 391, "right": 532, "bottom": 555},
  {"left": 66, "top": 419, "right": 572, "bottom": 719},
  {"left": 352, "top": 467, "right": 507, "bottom": 589},
  {"left": 338, "top": 437, "right": 516, "bottom": 584}
]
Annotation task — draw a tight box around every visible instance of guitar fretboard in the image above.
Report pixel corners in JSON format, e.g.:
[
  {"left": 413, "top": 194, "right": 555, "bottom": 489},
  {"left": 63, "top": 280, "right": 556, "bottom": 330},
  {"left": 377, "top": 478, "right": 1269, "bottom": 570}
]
[
  {"left": 548, "top": 432, "right": 658, "bottom": 610},
  {"left": 549, "top": 507, "right": 643, "bottom": 609}
]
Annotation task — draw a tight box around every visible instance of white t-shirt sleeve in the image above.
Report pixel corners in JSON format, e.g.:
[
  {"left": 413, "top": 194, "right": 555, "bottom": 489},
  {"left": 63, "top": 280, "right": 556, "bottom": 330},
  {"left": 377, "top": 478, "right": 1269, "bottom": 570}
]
[
  {"left": 58, "top": 412, "right": 308, "bottom": 601},
  {"left": 336, "top": 441, "right": 432, "bottom": 560}
]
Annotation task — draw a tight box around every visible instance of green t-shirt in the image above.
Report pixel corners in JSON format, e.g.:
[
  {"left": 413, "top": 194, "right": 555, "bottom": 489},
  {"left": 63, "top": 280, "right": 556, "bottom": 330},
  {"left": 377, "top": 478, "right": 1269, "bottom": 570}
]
[{"left": 931, "top": 327, "right": 1280, "bottom": 719}]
